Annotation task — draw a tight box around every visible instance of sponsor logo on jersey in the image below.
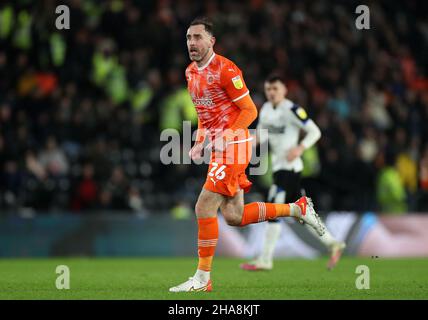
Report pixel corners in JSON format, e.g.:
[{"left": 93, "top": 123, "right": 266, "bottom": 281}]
[
  {"left": 231, "top": 75, "right": 243, "bottom": 89},
  {"left": 266, "top": 125, "right": 286, "bottom": 134},
  {"left": 192, "top": 97, "right": 215, "bottom": 107}
]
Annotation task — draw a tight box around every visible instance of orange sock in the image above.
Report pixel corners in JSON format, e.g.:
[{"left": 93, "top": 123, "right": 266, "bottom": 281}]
[
  {"left": 239, "top": 202, "right": 294, "bottom": 226},
  {"left": 197, "top": 217, "right": 218, "bottom": 271}
]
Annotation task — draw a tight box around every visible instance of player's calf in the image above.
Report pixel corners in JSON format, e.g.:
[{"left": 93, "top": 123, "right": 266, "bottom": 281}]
[
  {"left": 224, "top": 215, "right": 243, "bottom": 226},
  {"left": 238, "top": 202, "right": 301, "bottom": 226}
]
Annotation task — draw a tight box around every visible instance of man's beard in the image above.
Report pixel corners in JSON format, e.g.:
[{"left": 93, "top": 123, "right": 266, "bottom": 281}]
[{"left": 190, "top": 48, "right": 208, "bottom": 62}]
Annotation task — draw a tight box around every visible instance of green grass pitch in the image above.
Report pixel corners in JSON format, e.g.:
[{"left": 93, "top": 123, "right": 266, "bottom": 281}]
[{"left": 0, "top": 257, "right": 427, "bottom": 299}]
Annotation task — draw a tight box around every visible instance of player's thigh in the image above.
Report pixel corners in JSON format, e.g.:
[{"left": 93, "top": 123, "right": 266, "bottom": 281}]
[
  {"left": 195, "top": 187, "right": 225, "bottom": 218},
  {"left": 220, "top": 189, "right": 244, "bottom": 225}
]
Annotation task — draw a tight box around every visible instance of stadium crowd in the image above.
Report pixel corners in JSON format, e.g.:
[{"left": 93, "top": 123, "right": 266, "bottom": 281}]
[{"left": 1, "top": 0, "right": 428, "bottom": 214}]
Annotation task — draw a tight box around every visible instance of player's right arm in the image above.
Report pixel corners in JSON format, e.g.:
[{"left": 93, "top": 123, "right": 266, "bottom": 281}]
[
  {"left": 186, "top": 65, "right": 205, "bottom": 161},
  {"left": 195, "top": 118, "right": 206, "bottom": 144},
  {"left": 189, "top": 118, "right": 206, "bottom": 161}
]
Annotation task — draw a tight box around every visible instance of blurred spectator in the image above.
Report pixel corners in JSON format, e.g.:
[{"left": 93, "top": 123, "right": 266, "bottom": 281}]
[
  {"left": 359, "top": 127, "right": 379, "bottom": 163},
  {"left": 377, "top": 150, "right": 407, "bottom": 214},
  {"left": 38, "top": 136, "right": 69, "bottom": 177},
  {"left": 97, "top": 188, "right": 113, "bottom": 211},
  {"left": 71, "top": 163, "right": 98, "bottom": 212},
  {"left": 105, "top": 166, "right": 129, "bottom": 210},
  {"left": 0, "top": 160, "right": 22, "bottom": 209},
  {"left": 419, "top": 147, "right": 428, "bottom": 211},
  {"left": 26, "top": 150, "right": 46, "bottom": 181},
  {"left": 128, "top": 184, "right": 145, "bottom": 213},
  {"left": 327, "top": 87, "right": 350, "bottom": 119},
  {"left": 365, "top": 83, "right": 391, "bottom": 130}
]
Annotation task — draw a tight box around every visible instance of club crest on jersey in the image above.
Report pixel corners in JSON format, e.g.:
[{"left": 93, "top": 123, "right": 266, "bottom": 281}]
[
  {"left": 232, "top": 76, "right": 243, "bottom": 89},
  {"left": 207, "top": 75, "right": 214, "bottom": 84}
]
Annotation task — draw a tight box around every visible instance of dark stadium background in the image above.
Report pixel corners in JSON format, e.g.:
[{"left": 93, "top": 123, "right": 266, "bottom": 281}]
[{"left": 0, "top": 0, "right": 428, "bottom": 258}]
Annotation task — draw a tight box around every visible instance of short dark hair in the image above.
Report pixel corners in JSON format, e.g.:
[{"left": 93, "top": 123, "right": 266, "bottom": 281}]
[
  {"left": 189, "top": 17, "right": 214, "bottom": 36},
  {"left": 265, "top": 74, "right": 285, "bottom": 84}
]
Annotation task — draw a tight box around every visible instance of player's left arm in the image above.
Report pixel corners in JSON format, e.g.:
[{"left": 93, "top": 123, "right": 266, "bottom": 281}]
[
  {"left": 287, "top": 105, "right": 321, "bottom": 161},
  {"left": 221, "top": 64, "right": 258, "bottom": 140}
]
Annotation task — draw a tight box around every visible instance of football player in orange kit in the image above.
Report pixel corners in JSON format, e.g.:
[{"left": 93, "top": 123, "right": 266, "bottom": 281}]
[{"left": 169, "top": 17, "right": 325, "bottom": 292}]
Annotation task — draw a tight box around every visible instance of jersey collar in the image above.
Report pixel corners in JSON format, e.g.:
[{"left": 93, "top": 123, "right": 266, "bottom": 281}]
[
  {"left": 272, "top": 98, "right": 286, "bottom": 109},
  {"left": 197, "top": 52, "right": 216, "bottom": 71}
]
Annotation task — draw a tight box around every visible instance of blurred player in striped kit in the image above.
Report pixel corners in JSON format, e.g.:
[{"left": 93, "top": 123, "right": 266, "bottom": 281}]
[{"left": 240, "top": 75, "right": 346, "bottom": 271}]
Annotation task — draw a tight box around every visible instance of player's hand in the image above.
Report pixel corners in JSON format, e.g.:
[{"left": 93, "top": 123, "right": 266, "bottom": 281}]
[
  {"left": 189, "top": 142, "right": 204, "bottom": 161},
  {"left": 205, "top": 135, "right": 231, "bottom": 153},
  {"left": 286, "top": 145, "right": 305, "bottom": 162},
  {"left": 206, "top": 137, "right": 225, "bottom": 153}
]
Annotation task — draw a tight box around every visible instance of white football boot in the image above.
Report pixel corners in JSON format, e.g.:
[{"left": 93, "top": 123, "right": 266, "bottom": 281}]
[
  {"left": 169, "top": 277, "right": 212, "bottom": 292},
  {"left": 294, "top": 196, "right": 326, "bottom": 237}
]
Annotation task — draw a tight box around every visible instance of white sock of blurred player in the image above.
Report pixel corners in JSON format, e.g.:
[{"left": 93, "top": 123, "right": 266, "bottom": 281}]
[{"left": 258, "top": 222, "right": 282, "bottom": 268}]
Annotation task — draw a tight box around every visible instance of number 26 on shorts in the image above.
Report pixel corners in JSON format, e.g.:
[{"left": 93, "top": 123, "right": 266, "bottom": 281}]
[{"left": 209, "top": 162, "right": 227, "bottom": 180}]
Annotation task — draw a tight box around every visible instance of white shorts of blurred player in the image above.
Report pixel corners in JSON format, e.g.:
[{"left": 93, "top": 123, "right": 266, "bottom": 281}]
[{"left": 215, "top": 212, "right": 428, "bottom": 258}]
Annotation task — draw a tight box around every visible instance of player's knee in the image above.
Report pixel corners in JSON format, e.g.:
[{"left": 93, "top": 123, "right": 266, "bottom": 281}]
[
  {"left": 223, "top": 210, "right": 242, "bottom": 226},
  {"left": 194, "top": 200, "right": 205, "bottom": 216},
  {"left": 195, "top": 198, "right": 215, "bottom": 217},
  {"left": 225, "top": 216, "right": 241, "bottom": 226}
]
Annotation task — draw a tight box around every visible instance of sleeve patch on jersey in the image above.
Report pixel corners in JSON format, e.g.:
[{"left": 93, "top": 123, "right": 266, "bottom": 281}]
[
  {"left": 291, "top": 104, "right": 309, "bottom": 123},
  {"left": 297, "top": 107, "right": 308, "bottom": 120},
  {"left": 231, "top": 75, "right": 244, "bottom": 89}
]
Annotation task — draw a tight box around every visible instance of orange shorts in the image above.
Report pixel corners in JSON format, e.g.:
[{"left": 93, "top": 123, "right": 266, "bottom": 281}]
[{"left": 203, "top": 136, "right": 253, "bottom": 197}]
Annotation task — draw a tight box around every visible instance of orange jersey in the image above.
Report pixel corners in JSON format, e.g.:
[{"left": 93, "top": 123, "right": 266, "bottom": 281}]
[{"left": 185, "top": 53, "right": 250, "bottom": 136}]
